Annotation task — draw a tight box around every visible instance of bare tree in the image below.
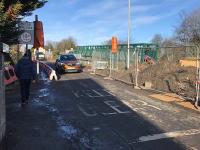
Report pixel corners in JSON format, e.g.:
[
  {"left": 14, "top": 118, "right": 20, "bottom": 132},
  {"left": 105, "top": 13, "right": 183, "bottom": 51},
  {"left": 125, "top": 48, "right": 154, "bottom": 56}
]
[
  {"left": 57, "top": 37, "right": 77, "bottom": 52},
  {"left": 45, "top": 40, "right": 57, "bottom": 51},
  {"left": 176, "top": 8, "right": 200, "bottom": 47},
  {"left": 162, "top": 38, "right": 178, "bottom": 47},
  {"left": 151, "top": 34, "right": 163, "bottom": 46}
]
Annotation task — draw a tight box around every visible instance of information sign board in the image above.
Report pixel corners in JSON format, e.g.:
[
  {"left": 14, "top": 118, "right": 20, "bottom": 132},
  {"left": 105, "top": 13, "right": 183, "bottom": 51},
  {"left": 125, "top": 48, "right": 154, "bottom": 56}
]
[{"left": 18, "top": 21, "right": 34, "bottom": 44}]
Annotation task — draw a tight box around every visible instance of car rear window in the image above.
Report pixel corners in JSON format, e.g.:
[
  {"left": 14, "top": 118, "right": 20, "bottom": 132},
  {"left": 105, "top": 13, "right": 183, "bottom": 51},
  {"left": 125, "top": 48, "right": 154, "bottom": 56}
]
[
  {"left": 37, "top": 52, "right": 44, "bottom": 55},
  {"left": 60, "top": 55, "right": 76, "bottom": 61}
]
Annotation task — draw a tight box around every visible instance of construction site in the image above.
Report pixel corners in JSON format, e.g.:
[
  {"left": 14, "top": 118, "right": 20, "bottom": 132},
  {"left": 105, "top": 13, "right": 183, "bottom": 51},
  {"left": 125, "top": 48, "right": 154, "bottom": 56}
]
[
  {"left": 1, "top": 0, "right": 200, "bottom": 150},
  {"left": 74, "top": 44, "right": 200, "bottom": 109}
]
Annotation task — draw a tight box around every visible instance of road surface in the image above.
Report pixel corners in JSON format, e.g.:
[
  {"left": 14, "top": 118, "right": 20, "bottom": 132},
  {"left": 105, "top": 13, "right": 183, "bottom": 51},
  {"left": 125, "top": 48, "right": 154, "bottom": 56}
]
[{"left": 6, "top": 70, "right": 200, "bottom": 150}]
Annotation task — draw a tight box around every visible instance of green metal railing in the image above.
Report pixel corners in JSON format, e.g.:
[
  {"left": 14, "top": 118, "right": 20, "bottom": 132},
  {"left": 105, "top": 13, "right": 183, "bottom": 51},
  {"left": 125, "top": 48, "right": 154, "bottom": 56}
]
[{"left": 74, "top": 43, "right": 158, "bottom": 62}]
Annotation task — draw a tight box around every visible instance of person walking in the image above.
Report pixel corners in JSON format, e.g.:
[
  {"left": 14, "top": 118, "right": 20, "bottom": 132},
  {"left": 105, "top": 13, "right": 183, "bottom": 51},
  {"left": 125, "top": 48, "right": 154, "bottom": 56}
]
[{"left": 15, "top": 51, "right": 36, "bottom": 106}]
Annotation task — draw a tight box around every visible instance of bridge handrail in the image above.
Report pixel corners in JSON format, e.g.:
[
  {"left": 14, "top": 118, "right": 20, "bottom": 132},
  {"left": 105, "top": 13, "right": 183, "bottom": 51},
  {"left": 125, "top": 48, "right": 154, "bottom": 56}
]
[{"left": 74, "top": 43, "right": 159, "bottom": 62}]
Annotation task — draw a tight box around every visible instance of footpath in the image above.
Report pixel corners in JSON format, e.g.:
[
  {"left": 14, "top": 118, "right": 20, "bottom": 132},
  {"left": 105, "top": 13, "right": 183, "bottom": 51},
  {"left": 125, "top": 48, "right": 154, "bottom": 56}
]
[{"left": 5, "top": 79, "right": 72, "bottom": 150}]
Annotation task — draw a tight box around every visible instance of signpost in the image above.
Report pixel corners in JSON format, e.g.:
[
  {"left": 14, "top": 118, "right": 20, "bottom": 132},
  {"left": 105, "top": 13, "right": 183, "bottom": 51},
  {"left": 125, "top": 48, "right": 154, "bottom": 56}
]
[
  {"left": 108, "top": 37, "right": 118, "bottom": 78},
  {"left": 112, "top": 37, "right": 118, "bottom": 54},
  {"left": 18, "top": 21, "right": 34, "bottom": 45},
  {"left": 18, "top": 21, "right": 34, "bottom": 58}
]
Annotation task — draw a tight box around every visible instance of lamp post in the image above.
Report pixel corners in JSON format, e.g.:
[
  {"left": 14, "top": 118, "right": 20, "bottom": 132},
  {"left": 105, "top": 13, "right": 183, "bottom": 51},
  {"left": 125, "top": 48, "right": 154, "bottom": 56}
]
[{"left": 127, "top": 0, "right": 131, "bottom": 69}]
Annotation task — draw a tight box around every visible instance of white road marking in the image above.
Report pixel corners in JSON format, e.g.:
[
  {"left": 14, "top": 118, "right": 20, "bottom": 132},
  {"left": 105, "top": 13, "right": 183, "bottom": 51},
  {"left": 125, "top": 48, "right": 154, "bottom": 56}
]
[
  {"left": 122, "top": 99, "right": 162, "bottom": 111},
  {"left": 86, "top": 90, "right": 101, "bottom": 97},
  {"left": 72, "top": 91, "right": 80, "bottom": 98},
  {"left": 102, "top": 112, "right": 118, "bottom": 116},
  {"left": 72, "top": 89, "right": 114, "bottom": 98},
  {"left": 92, "top": 127, "right": 101, "bottom": 131},
  {"left": 129, "top": 129, "right": 200, "bottom": 144},
  {"left": 72, "top": 91, "right": 86, "bottom": 98},
  {"left": 132, "top": 107, "right": 146, "bottom": 112},
  {"left": 131, "top": 100, "right": 162, "bottom": 111},
  {"left": 122, "top": 101, "right": 145, "bottom": 112},
  {"left": 92, "top": 90, "right": 104, "bottom": 97},
  {"left": 78, "top": 105, "right": 97, "bottom": 117},
  {"left": 102, "top": 89, "right": 116, "bottom": 96},
  {"left": 123, "top": 100, "right": 165, "bottom": 122},
  {"left": 104, "top": 101, "right": 131, "bottom": 114}
]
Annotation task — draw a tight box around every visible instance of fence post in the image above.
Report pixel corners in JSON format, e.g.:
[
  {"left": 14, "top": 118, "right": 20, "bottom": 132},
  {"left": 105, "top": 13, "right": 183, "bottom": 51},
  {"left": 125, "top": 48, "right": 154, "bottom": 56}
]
[
  {"left": 91, "top": 51, "right": 96, "bottom": 74},
  {"left": 134, "top": 47, "right": 139, "bottom": 89},
  {"left": 195, "top": 46, "right": 200, "bottom": 108},
  {"left": 117, "top": 51, "right": 119, "bottom": 70},
  {"left": 109, "top": 51, "right": 112, "bottom": 77}
]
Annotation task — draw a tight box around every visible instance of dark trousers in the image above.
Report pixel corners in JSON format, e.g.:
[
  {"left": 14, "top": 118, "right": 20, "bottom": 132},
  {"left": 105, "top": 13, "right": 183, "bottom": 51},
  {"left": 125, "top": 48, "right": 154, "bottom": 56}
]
[{"left": 19, "top": 79, "right": 31, "bottom": 103}]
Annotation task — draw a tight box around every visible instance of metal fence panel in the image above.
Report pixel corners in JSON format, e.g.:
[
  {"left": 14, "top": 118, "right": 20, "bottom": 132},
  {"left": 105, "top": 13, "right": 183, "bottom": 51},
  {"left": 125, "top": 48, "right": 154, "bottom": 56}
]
[{"left": 75, "top": 44, "right": 199, "bottom": 106}]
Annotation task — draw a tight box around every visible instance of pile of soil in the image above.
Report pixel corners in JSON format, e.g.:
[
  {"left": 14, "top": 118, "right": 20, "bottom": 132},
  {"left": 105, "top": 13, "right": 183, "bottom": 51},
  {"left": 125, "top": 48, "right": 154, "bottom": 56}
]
[
  {"left": 138, "top": 61, "right": 196, "bottom": 98},
  {"left": 95, "top": 61, "right": 197, "bottom": 98}
]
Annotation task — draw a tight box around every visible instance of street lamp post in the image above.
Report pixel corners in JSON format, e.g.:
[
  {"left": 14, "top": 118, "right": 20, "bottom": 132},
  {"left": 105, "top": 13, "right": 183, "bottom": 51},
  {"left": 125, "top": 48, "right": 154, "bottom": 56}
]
[{"left": 127, "top": 0, "right": 131, "bottom": 69}]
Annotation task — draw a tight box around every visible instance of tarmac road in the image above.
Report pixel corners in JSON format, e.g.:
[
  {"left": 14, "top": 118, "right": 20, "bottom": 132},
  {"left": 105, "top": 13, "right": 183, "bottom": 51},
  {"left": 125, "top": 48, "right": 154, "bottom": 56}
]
[{"left": 6, "top": 70, "right": 200, "bottom": 150}]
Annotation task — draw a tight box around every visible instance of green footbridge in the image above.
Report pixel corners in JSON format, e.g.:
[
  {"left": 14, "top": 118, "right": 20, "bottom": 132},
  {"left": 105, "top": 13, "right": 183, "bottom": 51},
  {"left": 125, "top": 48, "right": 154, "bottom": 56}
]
[{"left": 74, "top": 43, "right": 158, "bottom": 63}]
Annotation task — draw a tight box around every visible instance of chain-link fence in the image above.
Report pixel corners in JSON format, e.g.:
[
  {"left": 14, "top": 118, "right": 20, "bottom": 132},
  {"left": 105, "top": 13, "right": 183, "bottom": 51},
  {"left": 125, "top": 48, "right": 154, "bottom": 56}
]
[
  {"left": 75, "top": 44, "right": 200, "bottom": 105},
  {"left": 158, "top": 46, "right": 200, "bottom": 107},
  {"left": 89, "top": 44, "right": 158, "bottom": 85},
  {"left": 74, "top": 44, "right": 158, "bottom": 71},
  {"left": 138, "top": 46, "right": 197, "bottom": 97}
]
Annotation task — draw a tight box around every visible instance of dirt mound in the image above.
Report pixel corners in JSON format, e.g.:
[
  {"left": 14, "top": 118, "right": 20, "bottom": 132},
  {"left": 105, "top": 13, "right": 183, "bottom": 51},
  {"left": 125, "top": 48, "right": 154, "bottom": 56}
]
[
  {"left": 95, "top": 61, "right": 197, "bottom": 98},
  {"left": 138, "top": 61, "right": 196, "bottom": 98}
]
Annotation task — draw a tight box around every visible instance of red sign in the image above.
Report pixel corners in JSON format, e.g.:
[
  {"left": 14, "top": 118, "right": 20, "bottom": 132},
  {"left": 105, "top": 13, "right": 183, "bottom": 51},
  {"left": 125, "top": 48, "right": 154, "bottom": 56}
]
[
  {"left": 112, "top": 36, "right": 118, "bottom": 53},
  {"left": 33, "top": 21, "right": 44, "bottom": 48}
]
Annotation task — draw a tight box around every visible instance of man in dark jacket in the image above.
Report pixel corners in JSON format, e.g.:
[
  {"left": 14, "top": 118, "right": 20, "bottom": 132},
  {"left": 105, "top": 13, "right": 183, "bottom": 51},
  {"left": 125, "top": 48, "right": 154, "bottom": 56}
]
[{"left": 15, "top": 52, "right": 36, "bottom": 106}]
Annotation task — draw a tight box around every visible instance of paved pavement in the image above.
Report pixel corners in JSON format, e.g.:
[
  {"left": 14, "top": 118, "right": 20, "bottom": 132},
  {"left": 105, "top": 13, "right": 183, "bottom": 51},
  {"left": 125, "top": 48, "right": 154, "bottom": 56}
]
[{"left": 5, "top": 71, "right": 200, "bottom": 150}]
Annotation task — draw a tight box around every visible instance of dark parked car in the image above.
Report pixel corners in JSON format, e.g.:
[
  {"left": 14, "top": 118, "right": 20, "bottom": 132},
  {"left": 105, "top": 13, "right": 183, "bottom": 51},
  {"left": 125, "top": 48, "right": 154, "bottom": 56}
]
[{"left": 55, "top": 54, "right": 82, "bottom": 73}]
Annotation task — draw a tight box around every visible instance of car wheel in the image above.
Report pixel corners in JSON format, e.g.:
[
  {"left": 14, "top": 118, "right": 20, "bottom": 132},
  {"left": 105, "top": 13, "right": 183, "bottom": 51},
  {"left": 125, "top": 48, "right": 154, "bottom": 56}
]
[
  {"left": 57, "top": 68, "right": 62, "bottom": 74},
  {"left": 77, "top": 69, "right": 82, "bottom": 73}
]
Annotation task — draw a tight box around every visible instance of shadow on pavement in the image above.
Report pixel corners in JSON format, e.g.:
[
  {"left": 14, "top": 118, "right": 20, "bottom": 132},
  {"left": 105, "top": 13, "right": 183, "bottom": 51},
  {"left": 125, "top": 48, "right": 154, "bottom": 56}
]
[{"left": 5, "top": 74, "right": 189, "bottom": 150}]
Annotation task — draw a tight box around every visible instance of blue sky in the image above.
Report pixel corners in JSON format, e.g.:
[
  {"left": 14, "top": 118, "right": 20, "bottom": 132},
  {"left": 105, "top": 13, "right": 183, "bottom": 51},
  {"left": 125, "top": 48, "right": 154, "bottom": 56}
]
[{"left": 25, "top": 0, "right": 200, "bottom": 45}]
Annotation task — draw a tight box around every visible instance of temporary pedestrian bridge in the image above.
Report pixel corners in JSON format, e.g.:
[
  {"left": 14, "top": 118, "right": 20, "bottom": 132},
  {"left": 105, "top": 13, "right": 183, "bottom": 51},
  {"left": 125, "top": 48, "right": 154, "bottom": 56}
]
[{"left": 74, "top": 43, "right": 158, "bottom": 63}]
